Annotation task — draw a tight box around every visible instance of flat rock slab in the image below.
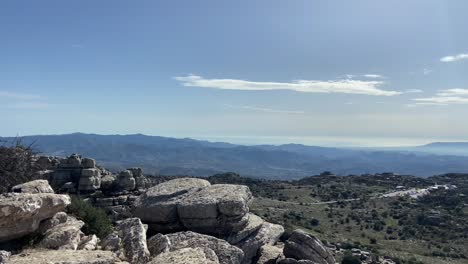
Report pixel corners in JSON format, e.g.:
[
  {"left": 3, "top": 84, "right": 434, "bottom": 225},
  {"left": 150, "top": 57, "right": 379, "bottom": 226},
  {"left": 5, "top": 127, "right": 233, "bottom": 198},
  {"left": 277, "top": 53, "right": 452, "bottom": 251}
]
[
  {"left": 7, "top": 249, "right": 123, "bottom": 264},
  {"left": 166, "top": 231, "right": 244, "bottom": 264},
  {"left": 0, "top": 192, "right": 70, "bottom": 242},
  {"left": 148, "top": 247, "right": 219, "bottom": 264},
  {"left": 11, "top": 180, "right": 54, "bottom": 194},
  {"left": 133, "top": 178, "right": 211, "bottom": 224}
]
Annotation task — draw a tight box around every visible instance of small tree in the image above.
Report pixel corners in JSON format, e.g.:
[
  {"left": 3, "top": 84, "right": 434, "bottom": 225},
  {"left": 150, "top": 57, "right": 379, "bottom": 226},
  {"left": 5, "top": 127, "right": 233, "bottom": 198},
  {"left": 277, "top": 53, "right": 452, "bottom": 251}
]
[{"left": 0, "top": 138, "right": 40, "bottom": 193}]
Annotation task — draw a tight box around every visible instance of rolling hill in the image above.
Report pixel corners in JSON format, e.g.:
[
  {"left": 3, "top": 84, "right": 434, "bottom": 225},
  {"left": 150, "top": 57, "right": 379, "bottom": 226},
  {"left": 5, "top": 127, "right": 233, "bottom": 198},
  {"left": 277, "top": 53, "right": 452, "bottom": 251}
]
[{"left": 2, "top": 133, "right": 468, "bottom": 179}]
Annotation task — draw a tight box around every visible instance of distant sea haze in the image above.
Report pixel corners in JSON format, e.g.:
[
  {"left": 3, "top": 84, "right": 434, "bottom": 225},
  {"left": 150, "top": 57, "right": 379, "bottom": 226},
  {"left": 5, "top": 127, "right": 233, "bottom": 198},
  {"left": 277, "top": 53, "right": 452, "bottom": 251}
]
[{"left": 192, "top": 135, "right": 467, "bottom": 148}]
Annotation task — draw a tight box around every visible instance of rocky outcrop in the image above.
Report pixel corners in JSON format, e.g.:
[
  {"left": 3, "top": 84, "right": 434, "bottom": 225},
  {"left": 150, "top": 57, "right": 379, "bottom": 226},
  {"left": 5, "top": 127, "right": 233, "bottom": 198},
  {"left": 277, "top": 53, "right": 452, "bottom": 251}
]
[
  {"left": 160, "top": 231, "right": 245, "bottom": 264},
  {"left": 283, "top": 230, "right": 335, "bottom": 264},
  {"left": 38, "top": 214, "right": 85, "bottom": 250},
  {"left": 7, "top": 249, "right": 124, "bottom": 264},
  {"left": 234, "top": 222, "right": 284, "bottom": 263},
  {"left": 178, "top": 184, "right": 253, "bottom": 235},
  {"left": 0, "top": 250, "right": 11, "bottom": 263},
  {"left": 148, "top": 247, "right": 220, "bottom": 264},
  {"left": 11, "top": 180, "right": 54, "bottom": 194},
  {"left": 133, "top": 178, "right": 211, "bottom": 233},
  {"left": 257, "top": 245, "right": 284, "bottom": 264},
  {"left": 78, "top": 234, "right": 99, "bottom": 250},
  {"left": 133, "top": 178, "right": 253, "bottom": 235},
  {"left": 147, "top": 233, "right": 171, "bottom": 256},
  {"left": 0, "top": 191, "right": 70, "bottom": 242},
  {"left": 78, "top": 168, "right": 101, "bottom": 191},
  {"left": 101, "top": 218, "right": 150, "bottom": 264}
]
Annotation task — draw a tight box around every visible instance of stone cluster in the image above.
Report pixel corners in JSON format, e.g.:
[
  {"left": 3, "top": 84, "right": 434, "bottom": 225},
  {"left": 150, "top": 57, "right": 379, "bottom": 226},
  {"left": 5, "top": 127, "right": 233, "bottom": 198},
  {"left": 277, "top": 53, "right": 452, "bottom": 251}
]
[
  {"left": 38, "top": 154, "right": 150, "bottom": 194},
  {"left": 0, "top": 176, "right": 337, "bottom": 264}
]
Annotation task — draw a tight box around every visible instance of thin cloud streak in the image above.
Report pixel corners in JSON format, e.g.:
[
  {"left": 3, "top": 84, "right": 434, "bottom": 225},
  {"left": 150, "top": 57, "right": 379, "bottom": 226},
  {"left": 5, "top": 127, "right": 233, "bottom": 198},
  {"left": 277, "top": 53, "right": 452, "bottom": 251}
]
[
  {"left": 440, "top": 53, "right": 468, "bottom": 62},
  {"left": 0, "top": 91, "right": 42, "bottom": 100},
  {"left": 437, "top": 88, "right": 468, "bottom": 96},
  {"left": 224, "top": 104, "right": 305, "bottom": 114},
  {"left": 175, "top": 75, "right": 401, "bottom": 96}
]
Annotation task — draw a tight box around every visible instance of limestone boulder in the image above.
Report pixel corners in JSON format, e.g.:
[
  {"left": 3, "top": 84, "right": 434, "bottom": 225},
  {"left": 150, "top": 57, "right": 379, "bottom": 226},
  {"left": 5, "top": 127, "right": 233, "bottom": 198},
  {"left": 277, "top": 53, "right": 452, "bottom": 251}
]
[
  {"left": 0, "top": 192, "right": 70, "bottom": 242},
  {"left": 82, "top": 157, "right": 96, "bottom": 168},
  {"left": 147, "top": 233, "right": 171, "bottom": 256},
  {"left": 78, "top": 234, "right": 99, "bottom": 250},
  {"left": 283, "top": 230, "right": 335, "bottom": 264},
  {"left": 165, "top": 231, "right": 244, "bottom": 264},
  {"left": 148, "top": 247, "right": 220, "bottom": 264},
  {"left": 178, "top": 184, "right": 253, "bottom": 235},
  {"left": 7, "top": 249, "right": 123, "bottom": 264},
  {"left": 116, "top": 170, "right": 136, "bottom": 191},
  {"left": 0, "top": 250, "right": 11, "bottom": 263},
  {"left": 38, "top": 214, "right": 85, "bottom": 250},
  {"left": 102, "top": 218, "right": 149, "bottom": 264},
  {"left": 234, "top": 221, "right": 284, "bottom": 264},
  {"left": 78, "top": 168, "right": 101, "bottom": 192},
  {"left": 133, "top": 178, "right": 211, "bottom": 233},
  {"left": 11, "top": 180, "right": 54, "bottom": 194},
  {"left": 225, "top": 213, "right": 264, "bottom": 244},
  {"left": 256, "top": 245, "right": 284, "bottom": 264}
]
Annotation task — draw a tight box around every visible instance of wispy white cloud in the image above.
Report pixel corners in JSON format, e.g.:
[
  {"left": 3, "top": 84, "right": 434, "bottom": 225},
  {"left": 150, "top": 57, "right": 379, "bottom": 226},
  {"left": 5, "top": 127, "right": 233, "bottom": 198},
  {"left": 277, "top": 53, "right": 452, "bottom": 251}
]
[
  {"left": 411, "top": 96, "right": 468, "bottom": 105},
  {"left": 342, "top": 74, "right": 385, "bottom": 79},
  {"left": 0, "top": 91, "right": 42, "bottom": 100},
  {"left": 440, "top": 53, "right": 468, "bottom": 62},
  {"left": 175, "top": 75, "right": 401, "bottom": 96},
  {"left": 224, "top": 104, "right": 305, "bottom": 114},
  {"left": 436, "top": 88, "right": 468, "bottom": 97},
  {"left": 362, "top": 74, "right": 385, "bottom": 79},
  {"left": 404, "top": 89, "right": 423, "bottom": 94},
  {"left": 423, "top": 68, "right": 432, "bottom": 75}
]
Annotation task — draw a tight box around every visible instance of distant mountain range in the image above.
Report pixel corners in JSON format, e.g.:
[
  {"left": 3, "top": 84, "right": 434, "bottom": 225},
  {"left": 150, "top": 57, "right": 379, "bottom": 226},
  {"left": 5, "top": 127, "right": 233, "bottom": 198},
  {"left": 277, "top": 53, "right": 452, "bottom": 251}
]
[{"left": 1, "top": 133, "right": 468, "bottom": 179}]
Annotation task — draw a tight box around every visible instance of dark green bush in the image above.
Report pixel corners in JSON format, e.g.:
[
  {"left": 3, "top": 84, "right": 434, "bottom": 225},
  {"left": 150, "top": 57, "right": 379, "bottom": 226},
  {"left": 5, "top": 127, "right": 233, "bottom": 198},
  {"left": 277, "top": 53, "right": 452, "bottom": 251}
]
[
  {"left": 341, "top": 254, "right": 362, "bottom": 264},
  {"left": 67, "top": 196, "right": 113, "bottom": 238}
]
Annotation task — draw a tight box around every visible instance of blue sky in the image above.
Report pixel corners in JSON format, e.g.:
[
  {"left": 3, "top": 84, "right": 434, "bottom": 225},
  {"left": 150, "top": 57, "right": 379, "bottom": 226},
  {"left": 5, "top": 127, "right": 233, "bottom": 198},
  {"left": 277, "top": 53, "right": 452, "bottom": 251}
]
[{"left": 1, "top": 0, "right": 468, "bottom": 146}]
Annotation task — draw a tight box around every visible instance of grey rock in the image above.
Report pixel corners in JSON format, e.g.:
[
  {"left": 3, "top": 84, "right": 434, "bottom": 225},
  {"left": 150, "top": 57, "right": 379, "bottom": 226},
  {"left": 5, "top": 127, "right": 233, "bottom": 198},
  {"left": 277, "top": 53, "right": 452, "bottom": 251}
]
[
  {"left": 256, "top": 245, "right": 284, "bottom": 264},
  {"left": 116, "top": 170, "right": 136, "bottom": 191},
  {"left": 38, "top": 211, "right": 68, "bottom": 234},
  {"left": 283, "top": 230, "right": 335, "bottom": 264},
  {"left": 148, "top": 247, "right": 220, "bottom": 264},
  {"left": 166, "top": 231, "right": 244, "bottom": 264},
  {"left": 82, "top": 158, "right": 96, "bottom": 168},
  {"left": 147, "top": 233, "right": 171, "bottom": 256},
  {"left": 7, "top": 249, "right": 122, "bottom": 264},
  {"left": 178, "top": 184, "right": 253, "bottom": 235},
  {"left": 100, "top": 174, "right": 116, "bottom": 191},
  {"left": 133, "top": 178, "right": 211, "bottom": 232},
  {"left": 277, "top": 258, "right": 316, "bottom": 264},
  {"left": 78, "top": 234, "right": 99, "bottom": 250},
  {"left": 11, "top": 180, "right": 54, "bottom": 194},
  {"left": 101, "top": 231, "right": 121, "bottom": 252},
  {"left": 117, "top": 218, "right": 150, "bottom": 263},
  {"left": 39, "top": 215, "right": 85, "bottom": 250},
  {"left": 79, "top": 169, "right": 101, "bottom": 192},
  {"left": 234, "top": 221, "right": 284, "bottom": 264},
  {"left": 0, "top": 192, "right": 70, "bottom": 242},
  {"left": 0, "top": 250, "right": 11, "bottom": 263},
  {"left": 225, "top": 213, "right": 264, "bottom": 244}
]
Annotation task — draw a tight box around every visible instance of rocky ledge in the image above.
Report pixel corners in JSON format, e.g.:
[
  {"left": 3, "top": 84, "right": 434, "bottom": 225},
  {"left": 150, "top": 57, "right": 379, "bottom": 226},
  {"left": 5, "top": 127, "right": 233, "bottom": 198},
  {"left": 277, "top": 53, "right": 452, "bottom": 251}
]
[{"left": 0, "top": 175, "right": 336, "bottom": 264}]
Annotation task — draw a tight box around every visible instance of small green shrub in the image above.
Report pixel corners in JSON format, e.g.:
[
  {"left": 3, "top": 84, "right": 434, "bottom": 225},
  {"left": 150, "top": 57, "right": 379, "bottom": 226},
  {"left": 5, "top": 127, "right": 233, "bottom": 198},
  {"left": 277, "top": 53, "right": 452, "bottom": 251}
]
[
  {"left": 341, "top": 254, "right": 362, "bottom": 264},
  {"left": 67, "top": 196, "right": 113, "bottom": 238}
]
